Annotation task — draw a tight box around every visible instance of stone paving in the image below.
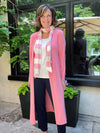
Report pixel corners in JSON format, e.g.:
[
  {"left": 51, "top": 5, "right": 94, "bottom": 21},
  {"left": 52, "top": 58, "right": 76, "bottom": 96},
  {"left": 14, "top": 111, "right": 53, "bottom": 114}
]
[{"left": 0, "top": 101, "right": 100, "bottom": 133}]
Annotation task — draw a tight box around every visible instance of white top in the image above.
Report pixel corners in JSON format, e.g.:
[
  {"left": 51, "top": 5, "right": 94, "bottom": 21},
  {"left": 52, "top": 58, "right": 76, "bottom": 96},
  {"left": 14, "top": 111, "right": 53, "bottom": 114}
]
[{"left": 34, "top": 38, "right": 49, "bottom": 78}]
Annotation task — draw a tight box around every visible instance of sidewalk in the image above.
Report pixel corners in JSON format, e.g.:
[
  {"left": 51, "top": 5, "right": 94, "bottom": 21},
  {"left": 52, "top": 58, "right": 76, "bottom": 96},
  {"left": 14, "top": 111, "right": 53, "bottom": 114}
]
[{"left": 0, "top": 101, "right": 100, "bottom": 133}]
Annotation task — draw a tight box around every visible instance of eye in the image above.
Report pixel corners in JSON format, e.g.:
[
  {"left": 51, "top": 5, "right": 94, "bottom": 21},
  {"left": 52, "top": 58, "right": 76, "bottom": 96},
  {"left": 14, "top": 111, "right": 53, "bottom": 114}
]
[
  {"left": 48, "top": 14, "right": 51, "bottom": 17},
  {"left": 41, "top": 14, "right": 44, "bottom": 17}
]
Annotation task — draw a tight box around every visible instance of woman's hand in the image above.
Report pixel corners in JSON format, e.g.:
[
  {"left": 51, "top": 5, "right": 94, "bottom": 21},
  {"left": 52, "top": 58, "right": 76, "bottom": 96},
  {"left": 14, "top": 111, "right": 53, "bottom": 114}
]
[{"left": 62, "top": 80, "right": 66, "bottom": 91}]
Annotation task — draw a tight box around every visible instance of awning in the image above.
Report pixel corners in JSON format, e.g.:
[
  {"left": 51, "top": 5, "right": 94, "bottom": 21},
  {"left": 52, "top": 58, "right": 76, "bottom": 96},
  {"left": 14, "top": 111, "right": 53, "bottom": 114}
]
[{"left": 56, "top": 17, "right": 100, "bottom": 34}]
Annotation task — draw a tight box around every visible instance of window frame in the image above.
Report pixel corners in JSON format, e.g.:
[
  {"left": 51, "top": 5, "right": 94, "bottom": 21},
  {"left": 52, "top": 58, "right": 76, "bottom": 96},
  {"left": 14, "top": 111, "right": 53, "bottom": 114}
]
[
  {"left": 65, "top": 0, "right": 100, "bottom": 87},
  {"left": 8, "top": 0, "right": 100, "bottom": 87}
]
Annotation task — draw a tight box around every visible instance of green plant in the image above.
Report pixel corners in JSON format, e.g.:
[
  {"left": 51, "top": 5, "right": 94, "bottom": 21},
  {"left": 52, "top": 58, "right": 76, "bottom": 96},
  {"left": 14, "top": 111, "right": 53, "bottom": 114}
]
[
  {"left": 17, "top": 82, "right": 30, "bottom": 95},
  {"left": 0, "top": 5, "right": 12, "bottom": 56},
  {"left": 9, "top": 50, "right": 29, "bottom": 70},
  {"left": 18, "top": 81, "right": 79, "bottom": 99},
  {"left": 74, "top": 4, "right": 95, "bottom": 17},
  {"left": 64, "top": 83, "right": 79, "bottom": 99},
  {"left": 91, "top": 41, "right": 99, "bottom": 52},
  {"left": 94, "top": 65, "right": 100, "bottom": 72}
]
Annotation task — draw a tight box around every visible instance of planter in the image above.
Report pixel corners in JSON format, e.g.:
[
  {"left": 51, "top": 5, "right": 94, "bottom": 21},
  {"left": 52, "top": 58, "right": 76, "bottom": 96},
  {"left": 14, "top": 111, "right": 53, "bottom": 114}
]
[
  {"left": 19, "top": 92, "right": 30, "bottom": 119},
  {"left": 65, "top": 90, "right": 80, "bottom": 127},
  {"left": 46, "top": 91, "right": 80, "bottom": 127}
]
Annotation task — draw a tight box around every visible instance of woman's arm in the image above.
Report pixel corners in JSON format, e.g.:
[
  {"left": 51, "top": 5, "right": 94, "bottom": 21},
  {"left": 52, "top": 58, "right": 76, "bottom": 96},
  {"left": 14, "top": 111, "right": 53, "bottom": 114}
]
[
  {"left": 58, "top": 30, "right": 66, "bottom": 90},
  {"left": 57, "top": 30, "right": 66, "bottom": 81},
  {"left": 28, "top": 35, "right": 32, "bottom": 87},
  {"left": 57, "top": 30, "right": 66, "bottom": 90}
]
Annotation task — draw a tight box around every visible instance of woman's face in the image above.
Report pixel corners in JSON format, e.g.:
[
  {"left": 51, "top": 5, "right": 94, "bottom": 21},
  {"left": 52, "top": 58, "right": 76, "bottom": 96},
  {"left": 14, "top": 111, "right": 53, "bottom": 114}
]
[{"left": 40, "top": 9, "right": 52, "bottom": 28}]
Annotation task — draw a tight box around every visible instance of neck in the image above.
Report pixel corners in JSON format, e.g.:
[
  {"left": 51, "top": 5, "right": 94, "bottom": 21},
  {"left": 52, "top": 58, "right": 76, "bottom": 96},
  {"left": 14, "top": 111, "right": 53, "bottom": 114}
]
[
  {"left": 42, "top": 31, "right": 50, "bottom": 34},
  {"left": 41, "top": 25, "right": 54, "bottom": 33},
  {"left": 40, "top": 25, "right": 54, "bottom": 39},
  {"left": 42, "top": 31, "right": 50, "bottom": 39}
]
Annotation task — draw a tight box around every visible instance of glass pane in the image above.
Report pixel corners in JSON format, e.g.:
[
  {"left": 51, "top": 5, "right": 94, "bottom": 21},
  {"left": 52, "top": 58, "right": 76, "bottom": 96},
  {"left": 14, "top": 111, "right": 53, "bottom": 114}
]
[
  {"left": 16, "top": 0, "right": 58, "bottom": 6},
  {"left": 41, "top": 0, "right": 54, "bottom": 2},
  {"left": 73, "top": 2, "right": 100, "bottom": 76},
  {"left": 56, "top": 6, "right": 66, "bottom": 35},
  {"left": 17, "top": 10, "right": 36, "bottom": 73},
  {"left": 16, "top": 0, "right": 37, "bottom": 6}
]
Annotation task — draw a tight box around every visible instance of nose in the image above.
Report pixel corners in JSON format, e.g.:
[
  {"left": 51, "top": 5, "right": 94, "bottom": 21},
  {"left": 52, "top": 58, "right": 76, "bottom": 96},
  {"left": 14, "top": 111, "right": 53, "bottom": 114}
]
[{"left": 44, "top": 16, "right": 48, "bottom": 20}]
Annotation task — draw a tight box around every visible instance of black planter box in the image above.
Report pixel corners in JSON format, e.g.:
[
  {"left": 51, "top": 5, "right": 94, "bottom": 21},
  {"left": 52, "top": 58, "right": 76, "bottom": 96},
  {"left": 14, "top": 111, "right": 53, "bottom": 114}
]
[
  {"left": 65, "top": 91, "right": 80, "bottom": 127},
  {"left": 46, "top": 91, "right": 80, "bottom": 127},
  {"left": 19, "top": 92, "right": 30, "bottom": 119},
  {"left": 19, "top": 91, "right": 80, "bottom": 127}
]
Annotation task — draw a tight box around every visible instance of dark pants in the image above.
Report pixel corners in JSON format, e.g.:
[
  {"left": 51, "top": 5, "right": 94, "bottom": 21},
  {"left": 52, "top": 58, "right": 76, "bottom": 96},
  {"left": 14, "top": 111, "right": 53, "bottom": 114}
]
[{"left": 34, "top": 78, "right": 66, "bottom": 133}]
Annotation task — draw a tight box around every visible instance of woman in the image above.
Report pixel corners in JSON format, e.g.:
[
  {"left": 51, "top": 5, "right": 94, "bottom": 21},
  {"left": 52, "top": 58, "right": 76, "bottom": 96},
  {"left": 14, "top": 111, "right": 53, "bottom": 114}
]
[{"left": 28, "top": 4, "right": 67, "bottom": 133}]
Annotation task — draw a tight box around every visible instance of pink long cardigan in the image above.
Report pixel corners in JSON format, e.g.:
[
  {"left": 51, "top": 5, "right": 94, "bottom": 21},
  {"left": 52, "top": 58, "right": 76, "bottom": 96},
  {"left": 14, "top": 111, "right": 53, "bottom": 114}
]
[{"left": 28, "top": 28, "right": 67, "bottom": 125}]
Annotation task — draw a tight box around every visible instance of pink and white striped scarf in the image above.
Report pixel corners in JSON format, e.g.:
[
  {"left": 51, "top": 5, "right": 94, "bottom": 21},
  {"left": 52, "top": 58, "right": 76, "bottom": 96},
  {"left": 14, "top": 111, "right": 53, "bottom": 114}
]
[{"left": 34, "top": 25, "right": 54, "bottom": 77}]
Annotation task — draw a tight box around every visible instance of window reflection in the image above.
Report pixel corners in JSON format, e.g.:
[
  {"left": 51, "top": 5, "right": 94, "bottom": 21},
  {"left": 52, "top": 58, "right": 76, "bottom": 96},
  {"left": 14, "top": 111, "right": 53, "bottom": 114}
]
[
  {"left": 17, "top": 0, "right": 54, "bottom": 6},
  {"left": 16, "top": 0, "right": 34, "bottom": 6},
  {"left": 73, "top": 28, "right": 88, "bottom": 74},
  {"left": 41, "top": 0, "right": 54, "bottom": 2},
  {"left": 18, "top": 11, "right": 36, "bottom": 73},
  {"left": 73, "top": 2, "right": 100, "bottom": 76},
  {"left": 56, "top": 6, "right": 66, "bottom": 35}
]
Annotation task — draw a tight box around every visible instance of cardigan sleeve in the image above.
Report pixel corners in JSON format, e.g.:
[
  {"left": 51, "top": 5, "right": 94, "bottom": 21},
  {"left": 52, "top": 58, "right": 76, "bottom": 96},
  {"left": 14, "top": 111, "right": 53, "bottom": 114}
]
[
  {"left": 28, "top": 32, "right": 38, "bottom": 84},
  {"left": 28, "top": 33, "right": 36, "bottom": 84},
  {"left": 28, "top": 35, "right": 33, "bottom": 84},
  {"left": 57, "top": 30, "right": 66, "bottom": 81}
]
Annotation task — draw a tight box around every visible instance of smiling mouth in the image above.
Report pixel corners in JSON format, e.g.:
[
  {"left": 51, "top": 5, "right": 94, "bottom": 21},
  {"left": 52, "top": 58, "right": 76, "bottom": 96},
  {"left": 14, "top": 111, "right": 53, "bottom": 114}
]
[
  {"left": 43, "top": 23, "right": 49, "bottom": 25},
  {"left": 43, "top": 21, "right": 49, "bottom": 23}
]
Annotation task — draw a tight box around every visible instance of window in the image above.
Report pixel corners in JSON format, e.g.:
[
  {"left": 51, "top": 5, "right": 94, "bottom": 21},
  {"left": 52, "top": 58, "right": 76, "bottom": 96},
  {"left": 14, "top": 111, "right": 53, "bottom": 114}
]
[
  {"left": 16, "top": 0, "right": 36, "bottom": 6},
  {"left": 8, "top": 0, "right": 100, "bottom": 87},
  {"left": 66, "top": 0, "right": 100, "bottom": 87},
  {"left": 73, "top": 2, "right": 100, "bottom": 77},
  {"left": 55, "top": 6, "right": 66, "bottom": 34},
  {"left": 8, "top": 0, "right": 37, "bottom": 80},
  {"left": 16, "top": 10, "right": 36, "bottom": 75},
  {"left": 8, "top": 0, "right": 66, "bottom": 81}
]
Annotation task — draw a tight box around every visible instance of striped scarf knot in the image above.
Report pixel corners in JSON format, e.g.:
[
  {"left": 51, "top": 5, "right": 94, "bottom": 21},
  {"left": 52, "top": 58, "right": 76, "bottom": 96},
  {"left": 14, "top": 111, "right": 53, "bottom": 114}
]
[{"left": 34, "top": 26, "right": 54, "bottom": 77}]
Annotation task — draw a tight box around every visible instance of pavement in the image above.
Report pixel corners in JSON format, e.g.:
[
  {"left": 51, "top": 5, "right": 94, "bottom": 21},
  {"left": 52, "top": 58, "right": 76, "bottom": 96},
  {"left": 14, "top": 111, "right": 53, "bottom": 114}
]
[{"left": 0, "top": 101, "right": 100, "bottom": 133}]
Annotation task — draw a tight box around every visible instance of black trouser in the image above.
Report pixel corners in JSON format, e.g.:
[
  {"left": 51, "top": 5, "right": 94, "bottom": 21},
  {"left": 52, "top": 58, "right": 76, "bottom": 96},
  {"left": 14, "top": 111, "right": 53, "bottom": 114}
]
[{"left": 34, "top": 78, "right": 66, "bottom": 133}]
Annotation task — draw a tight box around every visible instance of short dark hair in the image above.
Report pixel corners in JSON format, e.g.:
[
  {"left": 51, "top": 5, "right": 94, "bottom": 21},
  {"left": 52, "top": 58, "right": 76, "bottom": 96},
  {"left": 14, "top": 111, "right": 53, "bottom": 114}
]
[
  {"left": 35, "top": 4, "right": 57, "bottom": 27},
  {"left": 75, "top": 28, "right": 85, "bottom": 39}
]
